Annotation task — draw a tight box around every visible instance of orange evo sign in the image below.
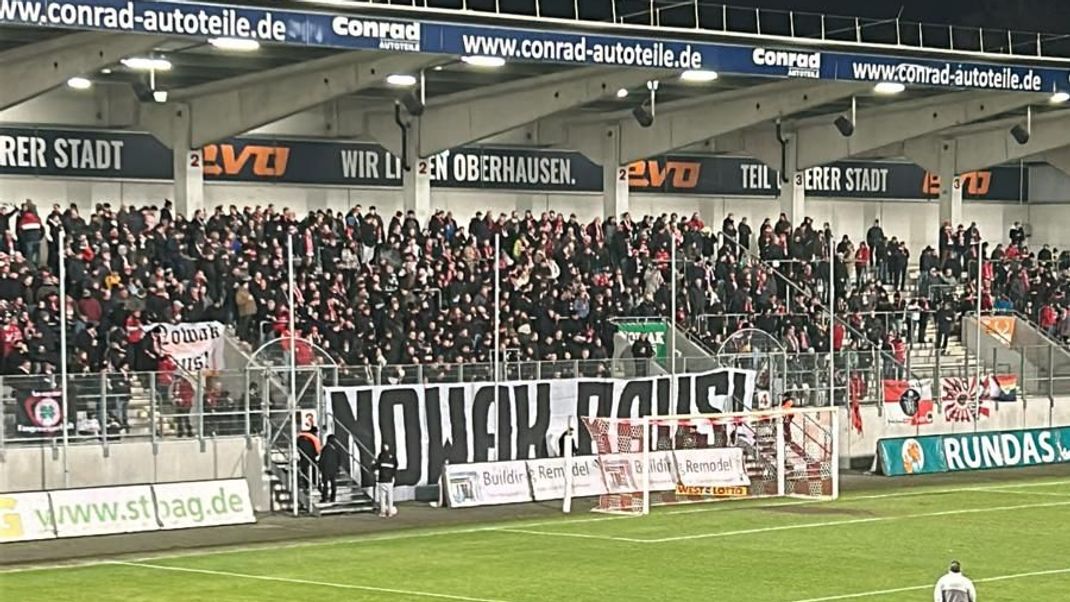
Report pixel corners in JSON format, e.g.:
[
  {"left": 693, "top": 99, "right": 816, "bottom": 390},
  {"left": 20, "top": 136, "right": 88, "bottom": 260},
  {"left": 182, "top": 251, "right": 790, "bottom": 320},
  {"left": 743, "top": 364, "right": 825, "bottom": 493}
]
[
  {"left": 627, "top": 159, "right": 702, "bottom": 190},
  {"left": 201, "top": 143, "right": 290, "bottom": 179},
  {"left": 922, "top": 171, "right": 993, "bottom": 197}
]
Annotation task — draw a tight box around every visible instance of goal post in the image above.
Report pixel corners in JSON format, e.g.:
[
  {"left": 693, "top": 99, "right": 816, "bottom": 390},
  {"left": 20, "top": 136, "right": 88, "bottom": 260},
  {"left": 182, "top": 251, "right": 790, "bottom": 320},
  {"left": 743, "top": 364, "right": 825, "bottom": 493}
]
[{"left": 574, "top": 407, "right": 839, "bottom": 515}]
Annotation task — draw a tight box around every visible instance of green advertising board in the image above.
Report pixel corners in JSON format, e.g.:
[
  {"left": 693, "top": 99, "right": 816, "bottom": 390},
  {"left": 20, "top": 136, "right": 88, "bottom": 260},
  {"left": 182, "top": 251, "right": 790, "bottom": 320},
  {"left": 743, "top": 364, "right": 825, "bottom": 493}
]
[
  {"left": 879, "top": 427, "right": 1070, "bottom": 476},
  {"left": 616, "top": 322, "right": 668, "bottom": 364}
]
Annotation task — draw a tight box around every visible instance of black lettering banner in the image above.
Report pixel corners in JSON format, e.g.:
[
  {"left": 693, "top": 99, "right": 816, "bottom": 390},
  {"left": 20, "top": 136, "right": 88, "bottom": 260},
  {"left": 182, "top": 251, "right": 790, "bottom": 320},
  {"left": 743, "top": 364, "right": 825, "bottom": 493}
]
[
  {"left": 324, "top": 368, "right": 757, "bottom": 501},
  {"left": 0, "top": 126, "right": 1028, "bottom": 200}
]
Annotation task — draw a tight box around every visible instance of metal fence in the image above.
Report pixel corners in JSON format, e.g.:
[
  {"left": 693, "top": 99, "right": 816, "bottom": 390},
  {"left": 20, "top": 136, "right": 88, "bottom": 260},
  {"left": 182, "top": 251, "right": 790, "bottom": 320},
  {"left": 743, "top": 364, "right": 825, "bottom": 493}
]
[{"left": 4, "top": 344, "right": 1070, "bottom": 452}]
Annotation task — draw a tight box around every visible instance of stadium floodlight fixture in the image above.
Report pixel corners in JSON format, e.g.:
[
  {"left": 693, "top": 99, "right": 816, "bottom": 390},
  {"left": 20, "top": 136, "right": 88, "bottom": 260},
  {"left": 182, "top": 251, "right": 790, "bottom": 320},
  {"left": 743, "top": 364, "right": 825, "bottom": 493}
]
[
  {"left": 66, "top": 77, "right": 92, "bottom": 90},
  {"left": 153, "top": 90, "right": 169, "bottom": 103},
  {"left": 100, "top": 68, "right": 112, "bottom": 75},
  {"left": 1051, "top": 91, "right": 1070, "bottom": 104},
  {"left": 386, "top": 73, "right": 418, "bottom": 87},
  {"left": 680, "top": 69, "right": 718, "bottom": 83},
  {"left": 208, "top": 37, "right": 260, "bottom": 52},
  {"left": 461, "top": 55, "right": 506, "bottom": 68},
  {"left": 873, "top": 81, "right": 906, "bottom": 95},
  {"left": 121, "top": 57, "right": 172, "bottom": 71},
  {"left": 616, "top": 88, "right": 629, "bottom": 98}
]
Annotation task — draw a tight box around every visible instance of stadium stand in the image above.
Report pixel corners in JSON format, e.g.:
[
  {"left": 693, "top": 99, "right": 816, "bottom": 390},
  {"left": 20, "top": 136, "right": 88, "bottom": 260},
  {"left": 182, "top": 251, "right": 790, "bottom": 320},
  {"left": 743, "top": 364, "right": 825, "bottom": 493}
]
[{"left": 8, "top": 199, "right": 1057, "bottom": 387}]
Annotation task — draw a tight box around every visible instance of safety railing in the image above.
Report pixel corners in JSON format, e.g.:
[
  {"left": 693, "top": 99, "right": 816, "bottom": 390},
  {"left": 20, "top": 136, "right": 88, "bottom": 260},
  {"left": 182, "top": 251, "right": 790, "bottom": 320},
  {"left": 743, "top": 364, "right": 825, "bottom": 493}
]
[
  {"left": 5, "top": 346, "right": 1070, "bottom": 452},
  {"left": 346, "top": 0, "right": 1070, "bottom": 60}
]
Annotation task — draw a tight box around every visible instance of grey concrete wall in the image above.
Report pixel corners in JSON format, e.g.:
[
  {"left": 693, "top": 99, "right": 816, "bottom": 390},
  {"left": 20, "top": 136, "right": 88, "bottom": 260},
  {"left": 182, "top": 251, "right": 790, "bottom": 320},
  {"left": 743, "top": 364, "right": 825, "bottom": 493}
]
[{"left": 0, "top": 436, "right": 270, "bottom": 512}]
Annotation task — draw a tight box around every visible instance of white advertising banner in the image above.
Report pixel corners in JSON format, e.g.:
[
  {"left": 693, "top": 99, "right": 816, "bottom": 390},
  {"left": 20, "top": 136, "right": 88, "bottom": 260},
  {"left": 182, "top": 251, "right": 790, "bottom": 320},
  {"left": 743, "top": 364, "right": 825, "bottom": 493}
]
[
  {"left": 153, "top": 479, "right": 256, "bottom": 530},
  {"left": 443, "top": 446, "right": 753, "bottom": 509},
  {"left": 444, "top": 461, "right": 533, "bottom": 508},
  {"left": 48, "top": 485, "right": 159, "bottom": 538},
  {"left": 527, "top": 457, "right": 605, "bottom": 501},
  {"left": 144, "top": 321, "right": 226, "bottom": 371},
  {"left": 672, "top": 448, "right": 751, "bottom": 488},
  {"left": 0, "top": 492, "right": 56, "bottom": 543},
  {"left": 326, "top": 368, "right": 756, "bottom": 501},
  {"left": 1, "top": 479, "right": 258, "bottom": 543}
]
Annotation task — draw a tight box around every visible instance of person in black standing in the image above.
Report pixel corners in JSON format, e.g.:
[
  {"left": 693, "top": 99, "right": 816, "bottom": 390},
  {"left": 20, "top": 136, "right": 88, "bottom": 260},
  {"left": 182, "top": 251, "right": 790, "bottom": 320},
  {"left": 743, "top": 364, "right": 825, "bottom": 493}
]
[
  {"left": 318, "top": 434, "right": 341, "bottom": 503},
  {"left": 374, "top": 443, "right": 397, "bottom": 517},
  {"left": 630, "top": 333, "right": 654, "bottom": 377},
  {"left": 738, "top": 217, "right": 752, "bottom": 251},
  {"left": 866, "top": 220, "right": 884, "bottom": 269},
  {"left": 935, "top": 302, "right": 955, "bottom": 354}
]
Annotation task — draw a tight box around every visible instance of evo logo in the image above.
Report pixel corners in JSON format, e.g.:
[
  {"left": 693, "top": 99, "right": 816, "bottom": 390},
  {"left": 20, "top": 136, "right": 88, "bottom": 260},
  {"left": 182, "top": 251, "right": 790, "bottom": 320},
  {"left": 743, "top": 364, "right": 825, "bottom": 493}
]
[
  {"left": 331, "top": 17, "right": 421, "bottom": 52},
  {"left": 752, "top": 48, "right": 822, "bottom": 79}
]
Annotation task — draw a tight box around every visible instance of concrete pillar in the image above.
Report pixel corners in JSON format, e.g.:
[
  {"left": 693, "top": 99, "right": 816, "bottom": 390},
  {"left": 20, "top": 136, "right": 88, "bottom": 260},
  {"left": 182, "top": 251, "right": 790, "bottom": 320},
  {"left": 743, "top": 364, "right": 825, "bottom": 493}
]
[
  {"left": 938, "top": 142, "right": 963, "bottom": 227},
  {"left": 600, "top": 125, "right": 629, "bottom": 219},
  {"left": 777, "top": 135, "right": 805, "bottom": 225},
  {"left": 172, "top": 110, "right": 204, "bottom": 219},
  {"left": 403, "top": 128, "right": 432, "bottom": 222}
]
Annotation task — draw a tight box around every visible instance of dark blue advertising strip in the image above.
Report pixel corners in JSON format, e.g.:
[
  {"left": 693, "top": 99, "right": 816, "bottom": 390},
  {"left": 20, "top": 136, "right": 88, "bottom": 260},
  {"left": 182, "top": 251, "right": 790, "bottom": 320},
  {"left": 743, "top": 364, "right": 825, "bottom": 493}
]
[
  {"left": 0, "top": 127, "right": 1027, "bottom": 200},
  {"left": 1, "top": 0, "right": 1067, "bottom": 92}
]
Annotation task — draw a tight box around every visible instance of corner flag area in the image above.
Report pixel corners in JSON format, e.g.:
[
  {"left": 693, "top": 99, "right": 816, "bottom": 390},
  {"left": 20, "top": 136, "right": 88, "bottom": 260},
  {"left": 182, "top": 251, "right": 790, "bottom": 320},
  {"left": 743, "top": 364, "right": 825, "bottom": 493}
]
[{"left": 4, "top": 473, "right": 1069, "bottom": 602}]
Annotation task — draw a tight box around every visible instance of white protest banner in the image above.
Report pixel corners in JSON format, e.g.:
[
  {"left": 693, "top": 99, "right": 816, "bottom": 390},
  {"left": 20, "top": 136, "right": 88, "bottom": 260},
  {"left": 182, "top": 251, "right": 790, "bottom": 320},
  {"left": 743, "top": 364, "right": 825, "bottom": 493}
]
[
  {"left": 0, "top": 492, "right": 56, "bottom": 543},
  {"left": 326, "top": 368, "right": 756, "bottom": 501},
  {"left": 153, "top": 479, "right": 256, "bottom": 530},
  {"left": 145, "top": 321, "right": 226, "bottom": 371},
  {"left": 48, "top": 485, "right": 159, "bottom": 538},
  {"left": 444, "top": 461, "right": 532, "bottom": 508}
]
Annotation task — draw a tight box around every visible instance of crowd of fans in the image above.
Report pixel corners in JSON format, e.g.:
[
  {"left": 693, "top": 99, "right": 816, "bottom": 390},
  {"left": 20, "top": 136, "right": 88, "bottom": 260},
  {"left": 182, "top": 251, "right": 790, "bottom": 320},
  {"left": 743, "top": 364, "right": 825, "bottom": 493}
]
[{"left": 2, "top": 197, "right": 1069, "bottom": 430}]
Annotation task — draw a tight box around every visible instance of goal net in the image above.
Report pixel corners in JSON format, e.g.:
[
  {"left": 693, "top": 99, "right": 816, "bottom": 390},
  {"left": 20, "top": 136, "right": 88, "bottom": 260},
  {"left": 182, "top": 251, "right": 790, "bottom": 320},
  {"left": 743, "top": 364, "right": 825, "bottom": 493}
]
[{"left": 577, "top": 407, "right": 839, "bottom": 515}]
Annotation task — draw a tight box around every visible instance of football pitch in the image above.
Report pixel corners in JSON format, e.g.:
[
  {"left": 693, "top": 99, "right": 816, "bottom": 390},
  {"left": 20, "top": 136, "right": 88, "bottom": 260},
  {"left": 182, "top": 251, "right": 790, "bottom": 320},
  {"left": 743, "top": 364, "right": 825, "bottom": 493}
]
[{"left": 3, "top": 477, "right": 1070, "bottom": 602}]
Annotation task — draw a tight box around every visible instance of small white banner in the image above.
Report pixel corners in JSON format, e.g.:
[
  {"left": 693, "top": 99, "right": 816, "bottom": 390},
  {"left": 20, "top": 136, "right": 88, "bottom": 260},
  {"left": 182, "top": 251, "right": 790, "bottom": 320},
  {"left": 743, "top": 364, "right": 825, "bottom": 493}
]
[
  {"left": 145, "top": 321, "right": 226, "bottom": 371},
  {"left": 444, "top": 461, "right": 533, "bottom": 509},
  {"left": 0, "top": 492, "right": 57, "bottom": 543}
]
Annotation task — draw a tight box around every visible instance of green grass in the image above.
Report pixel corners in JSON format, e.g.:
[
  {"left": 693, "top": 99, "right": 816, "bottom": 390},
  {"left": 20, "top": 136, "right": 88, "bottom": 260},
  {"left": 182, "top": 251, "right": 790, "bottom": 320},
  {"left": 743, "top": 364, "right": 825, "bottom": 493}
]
[{"left": 3, "top": 477, "right": 1070, "bottom": 602}]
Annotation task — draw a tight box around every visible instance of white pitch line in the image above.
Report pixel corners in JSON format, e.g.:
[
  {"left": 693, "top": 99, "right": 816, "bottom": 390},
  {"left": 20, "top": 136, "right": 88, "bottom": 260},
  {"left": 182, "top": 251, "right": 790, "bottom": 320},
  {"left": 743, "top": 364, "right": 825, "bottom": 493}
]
[
  {"left": 3, "top": 479, "right": 1070, "bottom": 574},
  {"left": 788, "top": 566, "right": 1070, "bottom": 602},
  {"left": 643, "top": 500, "right": 1070, "bottom": 543},
  {"left": 967, "top": 488, "right": 1070, "bottom": 498},
  {"left": 109, "top": 561, "right": 514, "bottom": 602},
  {"left": 496, "top": 528, "right": 646, "bottom": 543}
]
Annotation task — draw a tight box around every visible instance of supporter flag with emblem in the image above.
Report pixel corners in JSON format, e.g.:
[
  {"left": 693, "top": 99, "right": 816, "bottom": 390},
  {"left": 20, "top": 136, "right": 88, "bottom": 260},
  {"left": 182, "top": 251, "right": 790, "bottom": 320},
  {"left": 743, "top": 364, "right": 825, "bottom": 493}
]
[
  {"left": 940, "top": 377, "right": 993, "bottom": 423},
  {"left": 882, "top": 379, "right": 934, "bottom": 425},
  {"left": 14, "top": 387, "right": 69, "bottom": 436}
]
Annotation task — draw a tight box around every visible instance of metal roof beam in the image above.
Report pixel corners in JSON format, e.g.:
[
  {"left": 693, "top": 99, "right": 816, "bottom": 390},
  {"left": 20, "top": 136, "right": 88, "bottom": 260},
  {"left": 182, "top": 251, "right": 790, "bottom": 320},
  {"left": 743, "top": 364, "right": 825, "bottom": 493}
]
[
  {"left": 570, "top": 80, "right": 868, "bottom": 165},
  {"left": 0, "top": 32, "right": 166, "bottom": 111},
  {"left": 794, "top": 92, "right": 1045, "bottom": 170},
  {"left": 141, "top": 52, "right": 437, "bottom": 148},
  {"left": 413, "top": 67, "right": 669, "bottom": 157},
  {"left": 905, "top": 109, "right": 1070, "bottom": 174}
]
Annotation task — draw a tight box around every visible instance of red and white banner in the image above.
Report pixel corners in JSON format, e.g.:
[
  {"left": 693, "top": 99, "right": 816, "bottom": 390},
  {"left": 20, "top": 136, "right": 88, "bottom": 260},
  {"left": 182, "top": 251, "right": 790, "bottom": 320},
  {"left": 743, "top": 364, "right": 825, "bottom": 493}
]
[
  {"left": 144, "top": 321, "right": 225, "bottom": 372},
  {"left": 883, "top": 379, "right": 935, "bottom": 425}
]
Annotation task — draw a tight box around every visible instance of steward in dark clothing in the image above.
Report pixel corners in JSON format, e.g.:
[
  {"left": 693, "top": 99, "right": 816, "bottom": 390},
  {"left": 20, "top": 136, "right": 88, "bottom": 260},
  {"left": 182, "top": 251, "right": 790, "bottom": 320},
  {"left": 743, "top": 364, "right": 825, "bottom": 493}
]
[{"left": 318, "top": 434, "right": 342, "bottom": 502}]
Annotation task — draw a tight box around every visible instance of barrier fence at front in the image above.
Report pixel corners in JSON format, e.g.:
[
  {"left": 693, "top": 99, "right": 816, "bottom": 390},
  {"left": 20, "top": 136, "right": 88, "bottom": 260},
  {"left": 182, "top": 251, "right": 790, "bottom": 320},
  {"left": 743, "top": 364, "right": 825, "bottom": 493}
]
[{"left": 3, "top": 346, "right": 1070, "bottom": 453}]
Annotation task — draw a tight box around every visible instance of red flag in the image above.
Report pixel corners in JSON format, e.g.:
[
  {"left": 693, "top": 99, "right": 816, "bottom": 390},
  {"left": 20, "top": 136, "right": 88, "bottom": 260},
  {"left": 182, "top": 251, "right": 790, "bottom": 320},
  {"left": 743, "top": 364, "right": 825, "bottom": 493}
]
[{"left": 849, "top": 373, "right": 865, "bottom": 435}]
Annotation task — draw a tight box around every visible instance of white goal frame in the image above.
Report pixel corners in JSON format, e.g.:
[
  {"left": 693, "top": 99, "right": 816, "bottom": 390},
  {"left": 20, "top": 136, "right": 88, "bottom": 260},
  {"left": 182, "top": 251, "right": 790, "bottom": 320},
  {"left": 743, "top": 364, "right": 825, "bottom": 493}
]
[{"left": 572, "top": 406, "right": 840, "bottom": 516}]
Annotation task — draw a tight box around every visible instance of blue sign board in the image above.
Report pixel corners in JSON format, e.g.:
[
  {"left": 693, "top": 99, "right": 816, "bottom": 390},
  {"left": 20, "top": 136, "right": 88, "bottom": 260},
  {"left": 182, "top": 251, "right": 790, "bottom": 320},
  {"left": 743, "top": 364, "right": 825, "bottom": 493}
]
[
  {"left": 2, "top": 0, "right": 1068, "bottom": 93},
  {"left": 879, "top": 427, "right": 1070, "bottom": 476}
]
